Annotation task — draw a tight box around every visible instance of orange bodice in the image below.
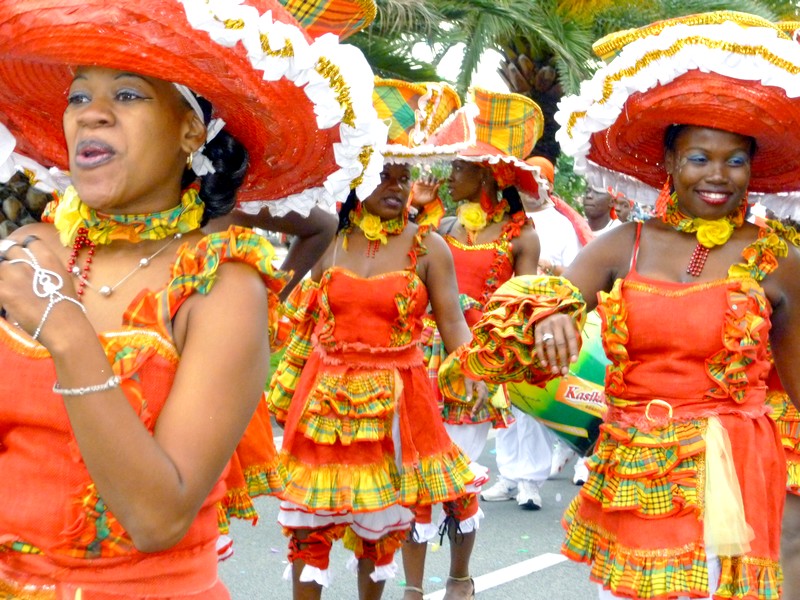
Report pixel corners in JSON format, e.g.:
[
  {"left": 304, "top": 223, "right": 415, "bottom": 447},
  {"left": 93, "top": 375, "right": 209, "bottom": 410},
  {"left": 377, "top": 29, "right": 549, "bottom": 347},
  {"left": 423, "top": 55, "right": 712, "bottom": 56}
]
[{"left": 317, "top": 267, "right": 428, "bottom": 352}]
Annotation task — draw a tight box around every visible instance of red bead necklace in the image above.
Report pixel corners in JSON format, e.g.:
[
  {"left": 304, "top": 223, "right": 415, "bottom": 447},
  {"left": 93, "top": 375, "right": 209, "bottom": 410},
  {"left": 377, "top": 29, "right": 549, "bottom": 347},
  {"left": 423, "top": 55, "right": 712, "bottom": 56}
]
[{"left": 67, "top": 227, "right": 96, "bottom": 299}]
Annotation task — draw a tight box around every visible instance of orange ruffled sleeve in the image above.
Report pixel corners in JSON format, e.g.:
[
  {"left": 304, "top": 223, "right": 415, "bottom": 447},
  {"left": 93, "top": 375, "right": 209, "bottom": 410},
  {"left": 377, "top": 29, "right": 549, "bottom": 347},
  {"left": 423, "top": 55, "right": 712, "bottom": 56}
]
[
  {"left": 125, "top": 226, "right": 290, "bottom": 334},
  {"left": 441, "top": 275, "right": 586, "bottom": 388}
]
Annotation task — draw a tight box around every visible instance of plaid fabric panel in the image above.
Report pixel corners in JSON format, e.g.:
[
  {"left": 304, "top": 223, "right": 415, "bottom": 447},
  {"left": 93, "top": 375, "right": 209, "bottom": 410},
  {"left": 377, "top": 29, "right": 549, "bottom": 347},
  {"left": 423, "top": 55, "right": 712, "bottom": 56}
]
[
  {"left": 298, "top": 369, "right": 395, "bottom": 445},
  {"left": 279, "top": 0, "right": 374, "bottom": 40},
  {"left": 373, "top": 82, "right": 422, "bottom": 147},
  {"left": 471, "top": 87, "right": 543, "bottom": 158}
]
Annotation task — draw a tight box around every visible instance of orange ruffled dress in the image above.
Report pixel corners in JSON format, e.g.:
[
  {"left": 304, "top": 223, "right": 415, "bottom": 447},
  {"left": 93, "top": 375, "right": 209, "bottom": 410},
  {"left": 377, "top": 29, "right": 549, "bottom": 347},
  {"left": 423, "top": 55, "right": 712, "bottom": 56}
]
[
  {"left": 455, "top": 222, "right": 790, "bottom": 599},
  {"left": 267, "top": 234, "right": 474, "bottom": 581},
  {"left": 0, "top": 228, "right": 285, "bottom": 600},
  {"left": 422, "top": 213, "right": 528, "bottom": 427}
]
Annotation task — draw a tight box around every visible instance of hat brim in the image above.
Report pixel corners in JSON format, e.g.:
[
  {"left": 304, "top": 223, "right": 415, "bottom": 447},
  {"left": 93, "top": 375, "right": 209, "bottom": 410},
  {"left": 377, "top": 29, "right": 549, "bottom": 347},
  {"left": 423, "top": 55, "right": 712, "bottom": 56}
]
[
  {"left": 0, "top": 0, "right": 385, "bottom": 210},
  {"left": 456, "top": 142, "right": 548, "bottom": 202},
  {"left": 587, "top": 70, "right": 800, "bottom": 194}
]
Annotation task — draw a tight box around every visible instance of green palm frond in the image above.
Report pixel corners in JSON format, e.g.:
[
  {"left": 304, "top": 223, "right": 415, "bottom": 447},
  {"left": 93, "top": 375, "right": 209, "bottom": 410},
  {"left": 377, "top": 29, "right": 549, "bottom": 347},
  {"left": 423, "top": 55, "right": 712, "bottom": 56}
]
[
  {"left": 367, "top": 0, "right": 444, "bottom": 36},
  {"left": 347, "top": 33, "right": 442, "bottom": 82}
]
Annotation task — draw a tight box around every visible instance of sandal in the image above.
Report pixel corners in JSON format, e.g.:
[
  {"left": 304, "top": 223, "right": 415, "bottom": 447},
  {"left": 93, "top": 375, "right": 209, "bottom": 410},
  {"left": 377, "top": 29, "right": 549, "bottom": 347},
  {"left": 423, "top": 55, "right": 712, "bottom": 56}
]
[
  {"left": 404, "top": 585, "right": 425, "bottom": 597},
  {"left": 446, "top": 575, "right": 475, "bottom": 600}
]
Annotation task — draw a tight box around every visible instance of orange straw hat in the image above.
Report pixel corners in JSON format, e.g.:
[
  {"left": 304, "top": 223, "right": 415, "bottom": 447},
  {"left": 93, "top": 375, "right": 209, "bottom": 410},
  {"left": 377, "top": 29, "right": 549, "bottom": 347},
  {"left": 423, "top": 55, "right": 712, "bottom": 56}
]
[
  {"left": 556, "top": 11, "right": 800, "bottom": 219},
  {"left": 372, "top": 77, "right": 468, "bottom": 163},
  {"left": 0, "top": 0, "right": 387, "bottom": 216},
  {"left": 428, "top": 87, "right": 549, "bottom": 202}
]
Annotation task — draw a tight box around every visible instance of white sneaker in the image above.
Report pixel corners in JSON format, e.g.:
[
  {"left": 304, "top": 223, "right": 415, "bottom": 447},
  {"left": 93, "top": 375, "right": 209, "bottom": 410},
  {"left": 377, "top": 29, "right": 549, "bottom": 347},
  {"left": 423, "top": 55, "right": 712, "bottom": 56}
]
[
  {"left": 516, "top": 480, "right": 542, "bottom": 510},
  {"left": 480, "top": 477, "right": 518, "bottom": 501},
  {"left": 549, "top": 439, "right": 576, "bottom": 478},
  {"left": 573, "top": 457, "right": 589, "bottom": 486}
]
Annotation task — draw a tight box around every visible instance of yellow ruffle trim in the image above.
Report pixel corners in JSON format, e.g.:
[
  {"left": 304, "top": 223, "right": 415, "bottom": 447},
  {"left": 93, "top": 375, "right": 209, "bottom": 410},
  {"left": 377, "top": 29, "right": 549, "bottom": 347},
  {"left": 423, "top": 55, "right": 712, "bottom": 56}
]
[
  {"left": 563, "top": 499, "right": 712, "bottom": 597},
  {"left": 766, "top": 390, "right": 800, "bottom": 493},
  {"left": 563, "top": 499, "right": 783, "bottom": 598},
  {"left": 266, "top": 280, "right": 321, "bottom": 422},
  {"left": 716, "top": 555, "right": 783, "bottom": 599},
  {"left": 278, "top": 443, "right": 473, "bottom": 513},
  {"left": 583, "top": 420, "right": 705, "bottom": 517},
  {"left": 297, "top": 369, "right": 396, "bottom": 445}
]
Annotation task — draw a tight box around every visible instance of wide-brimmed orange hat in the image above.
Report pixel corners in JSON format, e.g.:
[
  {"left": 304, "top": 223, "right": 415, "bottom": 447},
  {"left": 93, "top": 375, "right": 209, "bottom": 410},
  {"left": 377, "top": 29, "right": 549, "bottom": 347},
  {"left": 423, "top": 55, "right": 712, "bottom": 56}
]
[
  {"left": 556, "top": 11, "right": 800, "bottom": 216},
  {"left": 372, "top": 77, "right": 468, "bottom": 163},
  {"left": 0, "top": 0, "right": 385, "bottom": 215},
  {"left": 428, "top": 87, "right": 549, "bottom": 201}
]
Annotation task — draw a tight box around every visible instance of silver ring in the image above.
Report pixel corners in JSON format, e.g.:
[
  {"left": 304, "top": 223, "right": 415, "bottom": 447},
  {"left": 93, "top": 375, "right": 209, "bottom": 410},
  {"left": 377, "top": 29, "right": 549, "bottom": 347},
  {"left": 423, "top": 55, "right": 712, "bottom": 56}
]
[{"left": 541, "top": 333, "right": 555, "bottom": 343}]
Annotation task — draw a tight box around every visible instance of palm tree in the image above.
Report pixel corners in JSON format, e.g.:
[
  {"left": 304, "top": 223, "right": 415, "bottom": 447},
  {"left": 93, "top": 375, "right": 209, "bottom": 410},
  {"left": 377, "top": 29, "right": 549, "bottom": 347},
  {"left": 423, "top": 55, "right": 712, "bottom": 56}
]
[{"left": 352, "top": 0, "right": 800, "bottom": 161}]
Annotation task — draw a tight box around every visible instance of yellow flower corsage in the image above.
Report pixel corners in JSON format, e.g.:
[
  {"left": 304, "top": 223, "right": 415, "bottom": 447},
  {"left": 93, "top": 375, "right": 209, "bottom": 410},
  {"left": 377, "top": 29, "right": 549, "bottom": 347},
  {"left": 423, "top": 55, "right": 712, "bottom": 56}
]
[
  {"left": 457, "top": 202, "right": 488, "bottom": 233},
  {"left": 359, "top": 212, "right": 387, "bottom": 243},
  {"left": 694, "top": 218, "right": 735, "bottom": 248}
]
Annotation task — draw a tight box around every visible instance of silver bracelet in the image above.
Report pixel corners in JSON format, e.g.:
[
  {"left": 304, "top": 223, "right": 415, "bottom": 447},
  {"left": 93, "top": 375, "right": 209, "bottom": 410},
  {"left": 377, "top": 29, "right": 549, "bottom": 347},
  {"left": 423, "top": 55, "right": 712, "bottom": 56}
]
[{"left": 53, "top": 375, "right": 122, "bottom": 397}]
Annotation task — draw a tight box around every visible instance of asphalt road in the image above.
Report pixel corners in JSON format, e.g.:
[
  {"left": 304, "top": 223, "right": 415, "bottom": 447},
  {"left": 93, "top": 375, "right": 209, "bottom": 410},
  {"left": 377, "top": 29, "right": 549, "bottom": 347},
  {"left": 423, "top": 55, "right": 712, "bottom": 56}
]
[{"left": 219, "top": 438, "right": 597, "bottom": 599}]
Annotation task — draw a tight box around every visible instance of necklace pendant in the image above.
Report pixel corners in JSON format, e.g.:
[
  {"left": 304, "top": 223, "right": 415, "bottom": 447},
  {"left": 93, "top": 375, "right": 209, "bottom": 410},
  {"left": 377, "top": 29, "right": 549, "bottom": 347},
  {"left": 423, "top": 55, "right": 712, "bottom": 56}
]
[
  {"left": 686, "top": 242, "right": 710, "bottom": 277},
  {"left": 139, "top": 258, "right": 150, "bottom": 267},
  {"left": 98, "top": 285, "right": 113, "bottom": 297}
]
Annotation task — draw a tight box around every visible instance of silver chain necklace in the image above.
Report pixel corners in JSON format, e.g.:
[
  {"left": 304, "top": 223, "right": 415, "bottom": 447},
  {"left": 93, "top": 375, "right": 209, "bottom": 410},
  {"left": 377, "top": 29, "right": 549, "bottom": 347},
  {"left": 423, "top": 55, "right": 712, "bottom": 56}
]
[{"left": 71, "top": 233, "right": 181, "bottom": 297}]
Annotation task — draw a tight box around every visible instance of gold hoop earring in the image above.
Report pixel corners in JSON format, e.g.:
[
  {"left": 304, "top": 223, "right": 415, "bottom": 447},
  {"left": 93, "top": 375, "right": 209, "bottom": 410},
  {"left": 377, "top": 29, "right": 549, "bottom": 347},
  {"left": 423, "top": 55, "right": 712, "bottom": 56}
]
[{"left": 186, "top": 153, "right": 194, "bottom": 170}]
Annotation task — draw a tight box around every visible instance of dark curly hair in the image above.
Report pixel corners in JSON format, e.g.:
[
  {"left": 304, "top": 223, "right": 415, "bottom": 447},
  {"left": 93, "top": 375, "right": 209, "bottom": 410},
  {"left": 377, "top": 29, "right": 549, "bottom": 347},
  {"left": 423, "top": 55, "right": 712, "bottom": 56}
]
[
  {"left": 502, "top": 185, "right": 525, "bottom": 215},
  {"left": 336, "top": 189, "right": 359, "bottom": 233},
  {"left": 179, "top": 94, "right": 249, "bottom": 226}
]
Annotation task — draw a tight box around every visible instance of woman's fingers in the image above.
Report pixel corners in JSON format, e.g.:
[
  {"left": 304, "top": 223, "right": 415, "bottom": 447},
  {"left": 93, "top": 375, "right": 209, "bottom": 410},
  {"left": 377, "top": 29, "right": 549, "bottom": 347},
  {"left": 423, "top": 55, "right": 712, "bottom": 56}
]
[{"left": 535, "top": 316, "right": 579, "bottom": 375}]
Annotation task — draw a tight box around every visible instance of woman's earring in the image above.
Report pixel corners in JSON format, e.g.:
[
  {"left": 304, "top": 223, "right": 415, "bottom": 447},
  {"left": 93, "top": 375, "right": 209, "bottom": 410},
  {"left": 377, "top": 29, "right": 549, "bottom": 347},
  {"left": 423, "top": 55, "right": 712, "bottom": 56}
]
[{"left": 186, "top": 153, "right": 194, "bottom": 171}]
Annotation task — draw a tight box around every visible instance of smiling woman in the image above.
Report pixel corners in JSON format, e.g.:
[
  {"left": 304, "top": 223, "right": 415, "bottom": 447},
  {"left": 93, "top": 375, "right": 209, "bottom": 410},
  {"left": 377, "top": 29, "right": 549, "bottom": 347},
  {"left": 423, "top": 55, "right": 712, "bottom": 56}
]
[{"left": 445, "top": 11, "right": 800, "bottom": 600}]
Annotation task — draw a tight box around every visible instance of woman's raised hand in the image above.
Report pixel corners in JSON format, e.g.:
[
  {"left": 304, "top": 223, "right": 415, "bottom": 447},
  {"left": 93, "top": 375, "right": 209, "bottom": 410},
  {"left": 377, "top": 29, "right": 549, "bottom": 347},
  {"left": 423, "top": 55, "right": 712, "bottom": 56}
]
[
  {"left": 409, "top": 174, "right": 441, "bottom": 209},
  {"left": 535, "top": 313, "right": 580, "bottom": 375},
  {"left": 0, "top": 234, "right": 85, "bottom": 347}
]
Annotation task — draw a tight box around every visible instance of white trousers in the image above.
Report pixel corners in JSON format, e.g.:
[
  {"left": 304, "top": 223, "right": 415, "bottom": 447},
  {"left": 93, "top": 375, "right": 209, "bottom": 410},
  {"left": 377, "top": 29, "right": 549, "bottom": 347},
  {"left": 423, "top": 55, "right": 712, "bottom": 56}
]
[{"left": 494, "top": 407, "right": 557, "bottom": 483}]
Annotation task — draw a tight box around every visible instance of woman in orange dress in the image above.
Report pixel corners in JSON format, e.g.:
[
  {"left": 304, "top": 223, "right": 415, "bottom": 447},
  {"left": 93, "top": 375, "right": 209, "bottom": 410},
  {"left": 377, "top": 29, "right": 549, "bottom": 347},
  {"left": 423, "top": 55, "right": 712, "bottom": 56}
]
[
  {"left": 0, "top": 1, "right": 385, "bottom": 597},
  {"left": 267, "top": 78, "right": 486, "bottom": 600},
  {"left": 452, "top": 12, "right": 800, "bottom": 599},
  {"left": 402, "top": 90, "right": 543, "bottom": 600}
]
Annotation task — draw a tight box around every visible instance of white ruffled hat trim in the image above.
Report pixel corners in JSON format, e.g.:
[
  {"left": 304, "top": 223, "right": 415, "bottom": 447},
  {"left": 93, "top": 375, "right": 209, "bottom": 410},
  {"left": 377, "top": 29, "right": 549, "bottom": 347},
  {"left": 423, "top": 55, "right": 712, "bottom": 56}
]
[
  {"left": 0, "top": 122, "right": 69, "bottom": 193},
  {"left": 555, "top": 20, "right": 800, "bottom": 208}
]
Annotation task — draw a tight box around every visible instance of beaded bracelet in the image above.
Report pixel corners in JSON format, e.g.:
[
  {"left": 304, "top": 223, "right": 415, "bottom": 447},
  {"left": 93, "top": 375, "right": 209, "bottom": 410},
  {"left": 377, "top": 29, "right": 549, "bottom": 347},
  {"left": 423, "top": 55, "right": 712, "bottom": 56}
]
[{"left": 53, "top": 375, "right": 121, "bottom": 397}]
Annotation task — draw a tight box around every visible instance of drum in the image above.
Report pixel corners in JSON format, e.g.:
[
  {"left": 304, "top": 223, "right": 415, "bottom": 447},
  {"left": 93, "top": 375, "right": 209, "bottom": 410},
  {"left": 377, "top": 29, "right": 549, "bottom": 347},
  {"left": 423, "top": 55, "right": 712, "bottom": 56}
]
[{"left": 506, "top": 311, "right": 608, "bottom": 454}]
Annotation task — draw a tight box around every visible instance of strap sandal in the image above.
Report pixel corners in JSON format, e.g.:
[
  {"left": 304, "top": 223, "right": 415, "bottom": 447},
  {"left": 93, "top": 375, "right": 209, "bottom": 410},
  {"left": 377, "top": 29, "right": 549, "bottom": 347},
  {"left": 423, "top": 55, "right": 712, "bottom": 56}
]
[
  {"left": 446, "top": 575, "right": 475, "bottom": 600},
  {"left": 404, "top": 585, "right": 425, "bottom": 596}
]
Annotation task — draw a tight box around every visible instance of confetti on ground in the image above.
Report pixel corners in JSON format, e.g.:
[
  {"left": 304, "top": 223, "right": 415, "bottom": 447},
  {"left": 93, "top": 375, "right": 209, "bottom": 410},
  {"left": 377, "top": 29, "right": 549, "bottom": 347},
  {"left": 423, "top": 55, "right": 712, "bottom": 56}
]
[
  {"left": 520, "top": 535, "right": 530, "bottom": 540},
  {"left": 518, "top": 548, "right": 530, "bottom": 553},
  {"left": 555, "top": 493, "right": 563, "bottom": 502},
  {"left": 429, "top": 576, "right": 443, "bottom": 583}
]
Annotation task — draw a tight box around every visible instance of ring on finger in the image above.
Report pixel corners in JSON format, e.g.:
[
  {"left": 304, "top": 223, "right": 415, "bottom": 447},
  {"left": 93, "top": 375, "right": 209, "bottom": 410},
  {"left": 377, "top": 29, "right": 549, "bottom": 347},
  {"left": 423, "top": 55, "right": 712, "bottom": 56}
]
[{"left": 541, "top": 332, "right": 555, "bottom": 343}]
